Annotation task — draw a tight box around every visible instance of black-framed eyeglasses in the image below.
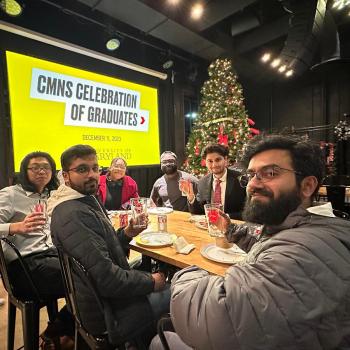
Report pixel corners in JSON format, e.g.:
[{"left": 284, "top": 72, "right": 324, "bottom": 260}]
[
  {"left": 27, "top": 165, "right": 52, "bottom": 173},
  {"left": 67, "top": 165, "right": 102, "bottom": 175},
  {"left": 238, "top": 165, "right": 303, "bottom": 187}
]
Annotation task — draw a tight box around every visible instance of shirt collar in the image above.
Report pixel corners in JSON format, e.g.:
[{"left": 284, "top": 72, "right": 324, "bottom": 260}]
[
  {"left": 213, "top": 168, "right": 227, "bottom": 183},
  {"left": 18, "top": 184, "right": 49, "bottom": 198}
]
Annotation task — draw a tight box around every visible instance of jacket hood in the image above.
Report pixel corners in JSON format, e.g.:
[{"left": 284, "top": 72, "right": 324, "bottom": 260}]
[{"left": 47, "top": 184, "right": 85, "bottom": 216}]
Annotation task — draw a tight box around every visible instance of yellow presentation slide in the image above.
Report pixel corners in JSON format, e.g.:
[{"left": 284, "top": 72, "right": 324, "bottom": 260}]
[{"left": 6, "top": 51, "right": 160, "bottom": 171}]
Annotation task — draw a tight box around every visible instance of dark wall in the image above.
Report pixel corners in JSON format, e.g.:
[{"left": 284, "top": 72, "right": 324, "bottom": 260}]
[
  {"left": 244, "top": 62, "right": 350, "bottom": 138},
  {"left": 243, "top": 62, "right": 350, "bottom": 175}
]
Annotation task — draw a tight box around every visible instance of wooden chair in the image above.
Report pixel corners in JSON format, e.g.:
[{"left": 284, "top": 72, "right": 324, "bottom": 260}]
[{"left": 0, "top": 238, "right": 59, "bottom": 350}]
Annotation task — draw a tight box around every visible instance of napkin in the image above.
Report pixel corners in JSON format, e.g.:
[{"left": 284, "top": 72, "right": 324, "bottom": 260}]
[{"left": 174, "top": 236, "right": 195, "bottom": 255}]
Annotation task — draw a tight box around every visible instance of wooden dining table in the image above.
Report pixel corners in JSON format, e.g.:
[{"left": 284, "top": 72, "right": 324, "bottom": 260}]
[{"left": 129, "top": 210, "right": 243, "bottom": 277}]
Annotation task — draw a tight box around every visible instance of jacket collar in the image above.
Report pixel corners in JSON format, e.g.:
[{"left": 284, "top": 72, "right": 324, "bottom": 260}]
[{"left": 262, "top": 205, "right": 312, "bottom": 236}]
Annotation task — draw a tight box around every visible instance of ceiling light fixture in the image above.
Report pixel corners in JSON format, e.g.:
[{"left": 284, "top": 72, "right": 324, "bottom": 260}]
[
  {"left": 285, "top": 69, "right": 294, "bottom": 77},
  {"left": 167, "top": 0, "right": 181, "bottom": 5},
  {"left": 0, "top": 0, "right": 23, "bottom": 16},
  {"left": 106, "top": 37, "right": 120, "bottom": 51},
  {"left": 332, "top": 0, "right": 350, "bottom": 10},
  {"left": 261, "top": 53, "right": 271, "bottom": 63},
  {"left": 271, "top": 58, "right": 281, "bottom": 68},
  {"left": 278, "top": 65, "right": 287, "bottom": 73},
  {"left": 162, "top": 59, "right": 174, "bottom": 69},
  {"left": 191, "top": 3, "right": 204, "bottom": 20}
]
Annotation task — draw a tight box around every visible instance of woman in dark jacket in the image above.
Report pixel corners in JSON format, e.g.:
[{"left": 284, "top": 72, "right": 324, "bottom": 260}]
[{"left": 99, "top": 157, "right": 139, "bottom": 210}]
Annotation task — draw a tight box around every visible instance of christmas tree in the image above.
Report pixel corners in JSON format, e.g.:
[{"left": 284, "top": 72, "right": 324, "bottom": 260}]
[{"left": 183, "top": 58, "right": 259, "bottom": 175}]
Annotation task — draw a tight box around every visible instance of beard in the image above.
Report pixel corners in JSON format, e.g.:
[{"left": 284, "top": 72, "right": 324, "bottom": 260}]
[
  {"left": 242, "top": 187, "right": 302, "bottom": 226},
  {"left": 161, "top": 164, "right": 177, "bottom": 175},
  {"left": 70, "top": 178, "right": 98, "bottom": 195}
]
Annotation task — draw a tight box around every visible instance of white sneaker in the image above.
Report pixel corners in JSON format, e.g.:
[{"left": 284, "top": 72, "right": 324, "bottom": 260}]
[{"left": 0, "top": 298, "right": 5, "bottom": 306}]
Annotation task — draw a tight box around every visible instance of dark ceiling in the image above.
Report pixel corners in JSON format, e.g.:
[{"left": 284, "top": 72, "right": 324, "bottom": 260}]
[{"left": 1, "top": 0, "right": 350, "bottom": 82}]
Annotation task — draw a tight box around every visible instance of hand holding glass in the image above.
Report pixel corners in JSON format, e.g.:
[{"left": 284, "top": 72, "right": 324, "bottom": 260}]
[
  {"left": 204, "top": 203, "right": 225, "bottom": 237},
  {"left": 30, "top": 200, "right": 48, "bottom": 232},
  {"left": 179, "top": 178, "right": 193, "bottom": 198},
  {"left": 130, "top": 197, "right": 148, "bottom": 229}
]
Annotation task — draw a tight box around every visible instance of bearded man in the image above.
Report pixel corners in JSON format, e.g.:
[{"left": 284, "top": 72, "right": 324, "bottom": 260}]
[
  {"left": 155, "top": 134, "right": 350, "bottom": 350},
  {"left": 48, "top": 145, "right": 170, "bottom": 346},
  {"left": 150, "top": 151, "right": 198, "bottom": 212}
]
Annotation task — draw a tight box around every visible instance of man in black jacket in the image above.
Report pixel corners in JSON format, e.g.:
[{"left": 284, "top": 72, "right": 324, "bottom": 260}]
[
  {"left": 48, "top": 144, "right": 169, "bottom": 346},
  {"left": 183, "top": 144, "right": 246, "bottom": 219}
]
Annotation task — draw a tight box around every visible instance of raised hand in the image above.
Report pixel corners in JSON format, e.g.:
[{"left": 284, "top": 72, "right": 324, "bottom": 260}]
[
  {"left": 124, "top": 215, "right": 149, "bottom": 238},
  {"left": 216, "top": 210, "right": 231, "bottom": 233},
  {"left": 9, "top": 212, "right": 46, "bottom": 235},
  {"left": 179, "top": 179, "right": 195, "bottom": 202}
]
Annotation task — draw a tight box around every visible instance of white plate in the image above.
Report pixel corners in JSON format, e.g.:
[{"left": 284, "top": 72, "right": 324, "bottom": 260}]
[
  {"left": 147, "top": 207, "right": 174, "bottom": 215},
  {"left": 195, "top": 221, "right": 208, "bottom": 230},
  {"left": 200, "top": 244, "right": 247, "bottom": 264},
  {"left": 189, "top": 215, "right": 206, "bottom": 223},
  {"left": 135, "top": 232, "right": 173, "bottom": 247},
  {"left": 107, "top": 210, "right": 131, "bottom": 216}
]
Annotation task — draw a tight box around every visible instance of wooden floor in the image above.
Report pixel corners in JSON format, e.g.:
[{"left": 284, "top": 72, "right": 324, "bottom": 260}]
[{"left": 0, "top": 250, "right": 141, "bottom": 348}]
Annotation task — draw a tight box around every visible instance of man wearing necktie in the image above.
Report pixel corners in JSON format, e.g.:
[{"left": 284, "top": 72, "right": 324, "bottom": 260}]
[{"left": 185, "top": 144, "right": 246, "bottom": 219}]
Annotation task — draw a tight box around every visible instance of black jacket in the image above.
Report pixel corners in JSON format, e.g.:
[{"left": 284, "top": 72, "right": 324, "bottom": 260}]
[
  {"left": 188, "top": 168, "right": 246, "bottom": 219},
  {"left": 50, "top": 195, "right": 154, "bottom": 344}
]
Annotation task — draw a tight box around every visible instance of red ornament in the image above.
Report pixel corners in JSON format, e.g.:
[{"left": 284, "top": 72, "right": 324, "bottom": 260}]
[
  {"left": 218, "top": 123, "right": 228, "bottom": 146},
  {"left": 249, "top": 127, "right": 260, "bottom": 135},
  {"left": 195, "top": 139, "right": 200, "bottom": 156},
  {"left": 248, "top": 118, "right": 255, "bottom": 126},
  {"left": 200, "top": 159, "right": 206, "bottom": 167},
  {"left": 218, "top": 134, "right": 228, "bottom": 145}
]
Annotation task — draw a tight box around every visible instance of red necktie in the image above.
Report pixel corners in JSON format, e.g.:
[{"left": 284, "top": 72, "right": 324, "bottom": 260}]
[{"left": 213, "top": 179, "right": 222, "bottom": 204}]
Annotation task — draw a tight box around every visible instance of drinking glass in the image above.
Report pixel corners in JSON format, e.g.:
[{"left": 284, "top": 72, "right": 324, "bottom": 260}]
[
  {"left": 204, "top": 203, "right": 224, "bottom": 237},
  {"left": 130, "top": 197, "right": 148, "bottom": 229},
  {"left": 179, "top": 178, "right": 190, "bottom": 196},
  {"left": 31, "top": 199, "right": 48, "bottom": 232}
]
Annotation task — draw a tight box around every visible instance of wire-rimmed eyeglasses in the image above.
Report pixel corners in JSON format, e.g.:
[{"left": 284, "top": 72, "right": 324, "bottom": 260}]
[
  {"left": 67, "top": 165, "right": 102, "bottom": 175},
  {"left": 238, "top": 165, "right": 303, "bottom": 187}
]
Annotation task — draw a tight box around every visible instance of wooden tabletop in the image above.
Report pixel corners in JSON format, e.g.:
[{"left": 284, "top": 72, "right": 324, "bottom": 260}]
[{"left": 129, "top": 210, "right": 243, "bottom": 277}]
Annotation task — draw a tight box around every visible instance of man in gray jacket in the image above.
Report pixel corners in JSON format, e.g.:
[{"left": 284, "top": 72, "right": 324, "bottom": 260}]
[{"left": 160, "top": 134, "right": 350, "bottom": 350}]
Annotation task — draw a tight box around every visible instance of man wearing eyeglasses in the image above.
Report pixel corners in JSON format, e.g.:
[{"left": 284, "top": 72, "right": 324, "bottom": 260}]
[
  {"left": 0, "top": 151, "right": 74, "bottom": 347},
  {"left": 159, "top": 134, "right": 350, "bottom": 350},
  {"left": 48, "top": 144, "right": 170, "bottom": 346}
]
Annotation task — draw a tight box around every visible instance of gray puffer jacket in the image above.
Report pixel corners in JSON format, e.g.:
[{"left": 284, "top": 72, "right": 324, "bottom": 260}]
[{"left": 170, "top": 206, "right": 350, "bottom": 350}]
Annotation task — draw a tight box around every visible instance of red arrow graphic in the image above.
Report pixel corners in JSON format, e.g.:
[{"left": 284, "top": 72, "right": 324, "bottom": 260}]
[{"left": 140, "top": 116, "right": 145, "bottom": 125}]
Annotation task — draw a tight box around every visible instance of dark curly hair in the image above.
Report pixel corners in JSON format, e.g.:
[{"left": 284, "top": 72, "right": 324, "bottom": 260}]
[
  {"left": 201, "top": 144, "right": 229, "bottom": 159},
  {"left": 240, "top": 133, "right": 325, "bottom": 198},
  {"left": 18, "top": 151, "right": 59, "bottom": 192}
]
